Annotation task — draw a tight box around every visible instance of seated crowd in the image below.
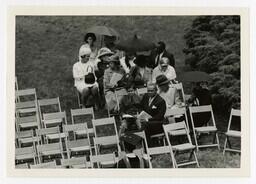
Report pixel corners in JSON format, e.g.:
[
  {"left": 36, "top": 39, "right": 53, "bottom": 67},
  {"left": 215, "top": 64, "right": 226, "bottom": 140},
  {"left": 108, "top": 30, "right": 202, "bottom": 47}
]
[{"left": 73, "top": 33, "right": 212, "bottom": 147}]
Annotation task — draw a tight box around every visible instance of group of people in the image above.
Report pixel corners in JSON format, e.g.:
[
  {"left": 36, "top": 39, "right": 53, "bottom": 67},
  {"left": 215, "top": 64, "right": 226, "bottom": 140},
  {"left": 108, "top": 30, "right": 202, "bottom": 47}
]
[{"left": 72, "top": 32, "right": 212, "bottom": 148}]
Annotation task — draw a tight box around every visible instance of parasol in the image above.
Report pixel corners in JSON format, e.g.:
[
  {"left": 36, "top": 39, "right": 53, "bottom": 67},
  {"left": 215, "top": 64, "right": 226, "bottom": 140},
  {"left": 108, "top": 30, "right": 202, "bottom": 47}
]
[{"left": 178, "top": 71, "right": 211, "bottom": 82}]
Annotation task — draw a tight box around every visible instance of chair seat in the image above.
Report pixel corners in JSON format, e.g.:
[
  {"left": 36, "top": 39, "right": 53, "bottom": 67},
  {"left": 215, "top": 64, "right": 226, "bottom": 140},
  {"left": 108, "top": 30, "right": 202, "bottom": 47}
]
[
  {"left": 18, "top": 108, "right": 36, "bottom": 114},
  {"left": 16, "top": 153, "right": 35, "bottom": 160},
  {"left": 150, "top": 133, "right": 164, "bottom": 138},
  {"left": 100, "top": 160, "right": 117, "bottom": 167},
  {"left": 75, "top": 129, "right": 94, "bottom": 136},
  {"left": 195, "top": 126, "right": 217, "bottom": 133},
  {"left": 70, "top": 145, "right": 91, "bottom": 152},
  {"left": 41, "top": 149, "right": 62, "bottom": 156},
  {"left": 19, "top": 122, "right": 38, "bottom": 129},
  {"left": 169, "top": 129, "right": 186, "bottom": 136},
  {"left": 46, "top": 133, "right": 65, "bottom": 140},
  {"left": 226, "top": 130, "right": 241, "bottom": 137},
  {"left": 44, "top": 119, "right": 62, "bottom": 126},
  {"left": 173, "top": 143, "right": 195, "bottom": 151}
]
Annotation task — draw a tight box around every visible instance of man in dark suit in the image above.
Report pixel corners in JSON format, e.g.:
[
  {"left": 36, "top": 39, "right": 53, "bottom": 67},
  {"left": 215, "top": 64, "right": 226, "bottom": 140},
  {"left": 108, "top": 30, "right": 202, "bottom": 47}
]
[
  {"left": 148, "top": 41, "right": 175, "bottom": 69},
  {"left": 139, "top": 83, "right": 166, "bottom": 146}
]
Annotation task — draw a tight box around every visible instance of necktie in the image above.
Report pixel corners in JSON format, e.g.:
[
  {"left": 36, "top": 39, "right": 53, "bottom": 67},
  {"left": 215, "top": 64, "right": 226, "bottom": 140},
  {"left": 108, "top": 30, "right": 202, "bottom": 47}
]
[{"left": 155, "top": 54, "right": 160, "bottom": 65}]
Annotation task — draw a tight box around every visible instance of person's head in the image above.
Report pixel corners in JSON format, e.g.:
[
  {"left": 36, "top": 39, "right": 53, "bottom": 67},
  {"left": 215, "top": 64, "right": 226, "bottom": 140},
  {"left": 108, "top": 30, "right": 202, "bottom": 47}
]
[
  {"left": 156, "top": 41, "right": 166, "bottom": 54},
  {"left": 79, "top": 47, "right": 91, "bottom": 63},
  {"left": 125, "top": 51, "right": 136, "bottom": 60},
  {"left": 147, "top": 83, "right": 157, "bottom": 98},
  {"left": 159, "top": 57, "right": 170, "bottom": 72},
  {"left": 134, "top": 55, "right": 147, "bottom": 68},
  {"left": 84, "top": 33, "right": 96, "bottom": 46},
  {"left": 156, "top": 75, "right": 170, "bottom": 93},
  {"left": 97, "top": 47, "right": 114, "bottom": 63},
  {"left": 108, "top": 55, "right": 120, "bottom": 70},
  {"left": 200, "top": 81, "right": 208, "bottom": 89}
]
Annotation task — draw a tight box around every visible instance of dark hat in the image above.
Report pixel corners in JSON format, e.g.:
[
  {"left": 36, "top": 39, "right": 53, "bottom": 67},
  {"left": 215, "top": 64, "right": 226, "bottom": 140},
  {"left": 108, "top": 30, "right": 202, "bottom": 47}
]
[
  {"left": 134, "top": 55, "right": 147, "bottom": 67},
  {"left": 156, "top": 75, "right": 170, "bottom": 86},
  {"left": 84, "top": 33, "right": 97, "bottom": 42}
]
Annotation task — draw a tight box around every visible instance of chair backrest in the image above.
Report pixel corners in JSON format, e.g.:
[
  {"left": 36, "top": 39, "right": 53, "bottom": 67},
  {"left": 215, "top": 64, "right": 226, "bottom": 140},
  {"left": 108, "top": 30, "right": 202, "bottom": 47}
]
[
  {"left": 164, "top": 107, "right": 189, "bottom": 131},
  {"left": 42, "top": 111, "right": 67, "bottom": 128},
  {"left": 16, "top": 100, "right": 37, "bottom": 111},
  {"left": 15, "top": 114, "right": 40, "bottom": 131},
  {"left": 92, "top": 117, "right": 118, "bottom": 137},
  {"left": 227, "top": 109, "right": 241, "bottom": 131},
  {"left": 61, "top": 157, "right": 91, "bottom": 168},
  {"left": 147, "top": 146, "right": 171, "bottom": 168},
  {"left": 136, "top": 87, "right": 147, "bottom": 96},
  {"left": 15, "top": 146, "right": 36, "bottom": 164},
  {"left": 15, "top": 130, "right": 37, "bottom": 147},
  {"left": 189, "top": 105, "right": 216, "bottom": 128},
  {"left": 37, "top": 142, "right": 63, "bottom": 154},
  {"left": 30, "top": 161, "right": 57, "bottom": 169},
  {"left": 71, "top": 107, "right": 95, "bottom": 125},
  {"left": 15, "top": 88, "right": 37, "bottom": 102},
  {"left": 90, "top": 153, "right": 116, "bottom": 168},
  {"left": 38, "top": 97, "right": 62, "bottom": 122},
  {"left": 36, "top": 126, "right": 61, "bottom": 144},
  {"left": 172, "top": 83, "right": 185, "bottom": 102}
]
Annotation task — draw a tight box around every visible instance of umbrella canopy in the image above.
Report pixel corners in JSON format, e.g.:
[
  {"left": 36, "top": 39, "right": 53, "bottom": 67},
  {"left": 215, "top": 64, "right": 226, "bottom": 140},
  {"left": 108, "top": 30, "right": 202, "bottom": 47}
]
[
  {"left": 115, "top": 35, "right": 156, "bottom": 52},
  {"left": 85, "top": 26, "right": 120, "bottom": 37},
  {"left": 178, "top": 71, "right": 211, "bottom": 82}
]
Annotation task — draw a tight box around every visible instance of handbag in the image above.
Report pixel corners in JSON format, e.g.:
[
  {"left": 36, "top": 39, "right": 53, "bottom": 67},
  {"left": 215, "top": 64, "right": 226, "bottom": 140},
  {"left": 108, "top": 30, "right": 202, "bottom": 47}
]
[{"left": 84, "top": 65, "right": 96, "bottom": 84}]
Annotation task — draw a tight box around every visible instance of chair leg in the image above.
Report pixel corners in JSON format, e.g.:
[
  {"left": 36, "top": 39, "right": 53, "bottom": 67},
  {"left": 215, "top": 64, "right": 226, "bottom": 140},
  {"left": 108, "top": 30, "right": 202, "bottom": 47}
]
[
  {"left": 216, "top": 132, "right": 220, "bottom": 150},
  {"left": 193, "top": 131, "right": 199, "bottom": 151},
  {"left": 193, "top": 151, "right": 200, "bottom": 167},
  {"left": 223, "top": 137, "right": 227, "bottom": 155}
]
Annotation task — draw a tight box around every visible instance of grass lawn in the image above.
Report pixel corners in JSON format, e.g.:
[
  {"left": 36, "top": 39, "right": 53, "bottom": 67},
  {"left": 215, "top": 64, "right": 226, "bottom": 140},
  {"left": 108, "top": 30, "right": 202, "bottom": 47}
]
[{"left": 15, "top": 16, "right": 240, "bottom": 168}]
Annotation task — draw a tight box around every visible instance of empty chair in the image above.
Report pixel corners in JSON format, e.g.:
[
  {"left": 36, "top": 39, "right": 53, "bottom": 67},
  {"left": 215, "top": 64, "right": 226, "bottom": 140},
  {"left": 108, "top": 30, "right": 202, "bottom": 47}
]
[
  {"left": 36, "top": 142, "right": 64, "bottom": 164},
  {"left": 15, "top": 146, "right": 37, "bottom": 165},
  {"left": 15, "top": 88, "right": 37, "bottom": 102},
  {"left": 61, "top": 157, "right": 91, "bottom": 168},
  {"left": 30, "top": 160, "right": 57, "bottom": 169},
  {"left": 15, "top": 130, "right": 39, "bottom": 148},
  {"left": 63, "top": 123, "right": 92, "bottom": 159},
  {"left": 15, "top": 163, "right": 29, "bottom": 169},
  {"left": 15, "top": 100, "right": 38, "bottom": 117},
  {"left": 163, "top": 121, "right": 199, "bottom": 168},
  {"left": 15, "top": 114, "right": 40, "bottom": 132},
  {"left": 189, "top": 105, "right": 220, "bottom": 151},
  {"left": 70, "top": 108, "right": 95, "bottom": 138},
  {"left": 172, "top": 83, "right": 185, "bottom": 103},
  {"left": 38, "top": 97, "right": 62, "bottom": 123},
  {"left": 90, "top": 153, "right": 117, "bottom": 168},
  {"left": 223, "top": 109, "right": 241, "bottom": 154},
  {"left": 36, "top": 126, "right": 65, "bottom": 144},
  {"left": 42, "top": 111, "right": 67, "bottom": 129}
]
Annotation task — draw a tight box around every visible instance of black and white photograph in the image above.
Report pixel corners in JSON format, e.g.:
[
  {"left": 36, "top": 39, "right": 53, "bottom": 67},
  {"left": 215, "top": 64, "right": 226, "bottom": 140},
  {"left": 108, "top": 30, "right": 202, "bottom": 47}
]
[{"left": 13, "top": 14, "right": 243, "bottom": 170}]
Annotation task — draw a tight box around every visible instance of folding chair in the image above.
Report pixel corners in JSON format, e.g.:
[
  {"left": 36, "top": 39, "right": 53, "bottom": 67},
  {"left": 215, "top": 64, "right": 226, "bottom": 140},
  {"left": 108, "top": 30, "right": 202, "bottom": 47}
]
[
  {"left": 38, "top": 97, "right": 62, "bottom": 123},
  {"left": 147, "top": 146, "right": 172, "bottom": 168},
  {"left": 16, "top": 100, "right": 38, "bottom": 117},
  {"left": 90, "top": 152, "right": 117, "bottom": 168},
  {"left": 30, "top": 160, "right": 57, "bottom": 169},
  {"left": 15, "top": 114, "right": 40, "bottom": 132},
  {"left": 15, "top": 146, "right": 37, "bottom": 165},
  {"left": 37, "top": 142, "right": 64, "bottom": 164},
  {"left": 63, "top": 123, "right": 92, "bottom": 159},
  {"left": 15, "top": 130, "right": 40, "bottom": 148},
  {"left": 15, "top": 163, "right": 29, "bottom": 169},
  {"left": 15, "top": 88, "right": 37, "bottom": 102},
  {"left": 60, "top": 157, "right": 91, "bottom": 168},
  {"left": 163, "top": 121, "right": 199, "bottom": 168},
  {"left": 189, "top": 105, "right": 220, "bottom": 151},
  {"left": 42, "top": 111, "right": 67, "bottom": 129},
  {"left": 223, "top": 109, "right": 241, "bottom": 154},
  {"left": 172, "top": 83, "right": 185, "bottom": 103},
  {"left": 70, "top": 108, "right": 95, "bottom": 138},
  {"left": 36, "top": 126, "right": 65, "bottom": 144}
]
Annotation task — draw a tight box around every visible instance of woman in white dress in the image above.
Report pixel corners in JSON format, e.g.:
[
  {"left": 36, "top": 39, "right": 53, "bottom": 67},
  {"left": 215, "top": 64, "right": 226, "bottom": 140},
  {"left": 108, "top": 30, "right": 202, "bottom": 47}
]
[{"left": 79, "top": 33, "right": 98, "bottom": 64}]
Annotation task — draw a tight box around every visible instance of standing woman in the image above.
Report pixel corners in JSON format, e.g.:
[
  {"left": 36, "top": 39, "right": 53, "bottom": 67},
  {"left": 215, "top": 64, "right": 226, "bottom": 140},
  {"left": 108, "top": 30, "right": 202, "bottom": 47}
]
[{"left": 79, "top": 33, "right": 98, "bottom": 63}]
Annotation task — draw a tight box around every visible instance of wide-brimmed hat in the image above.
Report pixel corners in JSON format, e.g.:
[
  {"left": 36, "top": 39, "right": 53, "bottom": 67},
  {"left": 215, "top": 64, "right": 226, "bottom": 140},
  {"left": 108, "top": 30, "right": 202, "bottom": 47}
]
[
  {"left": 109, "top": 55, "right": 120, "bottom": 65},
  {"left": 156, "top": 75, "right": 170, "bottom": 86},
  {"left": 97, "top": 47, "right": 114, "bottom": 58},
  {"left": 79, "top": 47, "right": 92, "bottom": 57},
  {"left": 84, "top": 33, "right": 96, "bottom": 42}
]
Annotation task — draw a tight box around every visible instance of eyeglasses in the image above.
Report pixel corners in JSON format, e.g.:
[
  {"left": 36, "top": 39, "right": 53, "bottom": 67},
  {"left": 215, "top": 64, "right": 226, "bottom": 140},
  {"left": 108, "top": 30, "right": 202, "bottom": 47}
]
[{"left": 81, "top": 55, "right": 90, "bottom": 58}]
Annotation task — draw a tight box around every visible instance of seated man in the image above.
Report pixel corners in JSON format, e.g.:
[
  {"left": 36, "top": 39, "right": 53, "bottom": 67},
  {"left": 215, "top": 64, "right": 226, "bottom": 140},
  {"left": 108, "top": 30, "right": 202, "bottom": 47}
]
[
  {"left": 152, "top": 57, "right": 177, "bottom": 84},
  {"left": 73, "top": 47, "right": 99, "bottom": 108},
  {"left": 139, "top": 83, "right": 166, "bottom": 146}
]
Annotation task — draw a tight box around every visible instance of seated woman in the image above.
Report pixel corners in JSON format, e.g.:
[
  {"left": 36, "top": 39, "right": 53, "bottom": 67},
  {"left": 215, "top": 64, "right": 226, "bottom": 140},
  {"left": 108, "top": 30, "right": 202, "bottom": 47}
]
[
  {"left": 103, "top": 55, "right": 127, "bottom": 113},
  {"left": 79, "top": 33, "right": 98, "bottom": 64},
  {"left": 73, "top": 47, "right": 99, "bottom": 108},
  {"left": 127, "top": 55, "right": 152, "bottom": 89}
]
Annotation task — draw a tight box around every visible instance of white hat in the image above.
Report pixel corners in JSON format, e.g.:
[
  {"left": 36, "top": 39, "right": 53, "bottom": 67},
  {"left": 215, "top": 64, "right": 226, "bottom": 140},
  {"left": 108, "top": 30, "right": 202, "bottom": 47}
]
[{"left": 79, "top": 46, "right": 92, "bottom": 57}]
